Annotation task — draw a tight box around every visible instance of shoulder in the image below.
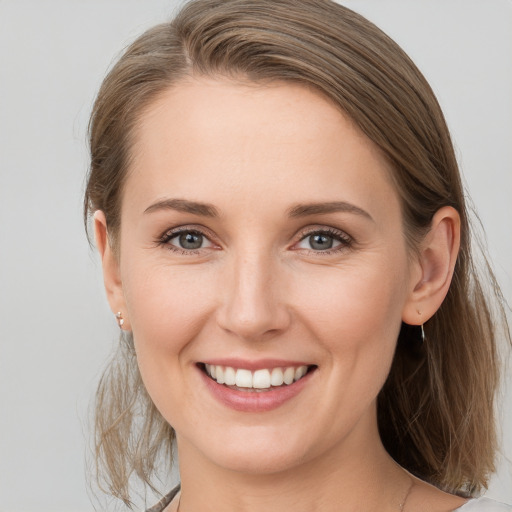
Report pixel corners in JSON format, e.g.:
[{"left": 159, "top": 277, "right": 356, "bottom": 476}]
[
  {"left": 455, "top": 497, "right": 512, "bottom": 511},
  {"left": 145, "top": 485, "right": 180, "bottom": 512}
]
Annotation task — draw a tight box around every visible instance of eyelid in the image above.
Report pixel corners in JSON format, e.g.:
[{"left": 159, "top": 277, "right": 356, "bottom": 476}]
[
  {"left": 292, "top": 225, "right": 353, "bottom": 253},
  {"left": 156, "top": 223, "right": 353, "bottom": 254},
  {"left": 157, "top": 224, "right": 220, "bottom": 251}
]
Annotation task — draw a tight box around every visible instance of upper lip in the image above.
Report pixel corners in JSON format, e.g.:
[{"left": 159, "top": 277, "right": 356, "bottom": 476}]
[{"left": 199, "top": 358, "right": 314, "bottom": 371}]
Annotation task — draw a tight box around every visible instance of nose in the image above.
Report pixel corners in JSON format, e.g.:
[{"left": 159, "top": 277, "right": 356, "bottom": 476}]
[{"left": 216, "top": 251, "right": 291, "bottom": 341}]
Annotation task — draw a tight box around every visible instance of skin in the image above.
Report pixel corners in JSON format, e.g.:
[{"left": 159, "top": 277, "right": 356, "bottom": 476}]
[{"left": 95, "top": 78, "right": 464, "bottom": 511}]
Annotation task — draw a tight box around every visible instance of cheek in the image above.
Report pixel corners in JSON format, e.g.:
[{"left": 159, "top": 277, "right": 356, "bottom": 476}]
[
  {"left": 123, "top": 263, "right": 216, "bottom": 351},
  {"left": 120, "top": 262, "right": 221, "bottom": 427},
  {"left": 286, "top": 261, "right": 408, "bottom": 436},
  {"left": 291, "top": 260, "right": 407, "bottom": 363},
  {"left": 119, "top": 260, "right": 217, "bottom": 407}
]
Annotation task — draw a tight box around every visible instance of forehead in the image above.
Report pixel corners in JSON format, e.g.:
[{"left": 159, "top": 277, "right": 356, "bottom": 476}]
[{"left": 124, "top": 77, "right": 399, "bottom": 221}]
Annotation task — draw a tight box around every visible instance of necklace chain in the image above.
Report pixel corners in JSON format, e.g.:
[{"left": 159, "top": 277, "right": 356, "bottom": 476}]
[
  {"left": 176, "top": 477, "right": 414, "bottom": 512},
  {"left": 399, "top": 477, "right": 414, "bottom": 512}
]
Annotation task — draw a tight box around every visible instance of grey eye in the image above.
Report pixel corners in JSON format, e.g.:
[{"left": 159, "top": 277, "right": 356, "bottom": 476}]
[
  {"left": 162, "top": 228, "right": 215, "bottom": 253},
  {"left": 308, "top": 233, "right": 334, "bottom": 250},
  {"left": 295, "top": 230, "right": 347, "bottom": 252},
  {"left": 175, "top": 231, "right": 204, "bottom": 250}
]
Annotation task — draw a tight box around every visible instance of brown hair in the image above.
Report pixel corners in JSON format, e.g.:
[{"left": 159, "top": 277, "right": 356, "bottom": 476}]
[{"left": 84, "top": 0, "right": 510, "bottom": 505}]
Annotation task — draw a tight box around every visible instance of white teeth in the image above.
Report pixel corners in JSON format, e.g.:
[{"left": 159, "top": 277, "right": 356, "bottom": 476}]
[
  {"left": 283, "top": 367, "right": 295, "bottom": 385},
  {"left": 224, "top": 366, "right": 236, "bottom": 386},
  {"left": 204, "top": 364, "right": 310, "bottom": 389},
  {"left": 270, "top": 368, "right": 284, "bottom": 386},
  {"left": 216, "top": 365, "right": 225, "bottom": 384},
  {"left": 294, "top": 366, "right": 306, "bottom": 380},
  {"left": 235, "top": 369, "right": 253, "bottom": 388},
  {"left": 253, "top": 369, "right": 271, "bottom": 389}
]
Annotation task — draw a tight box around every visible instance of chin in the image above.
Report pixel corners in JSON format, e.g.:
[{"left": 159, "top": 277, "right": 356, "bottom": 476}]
[
  {"left": 212, "top": 446, "right": 308, "bottom": 476},
  {"left": 234, "top": 427, "right": 339, "bottom": 477},
  {"left": 178, "top": 422, "right": 315, "bottom": 476}
]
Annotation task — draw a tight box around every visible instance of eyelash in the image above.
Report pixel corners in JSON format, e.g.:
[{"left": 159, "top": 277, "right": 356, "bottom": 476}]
[
  {"left": 158, "top": 226, "right": 215, "bottom": 255},
  {"left": 294, "top": 227, "right": 353, "bottom": 255},
  {"left": 157, "top": 226, "right": 353, "bottom": 255}
]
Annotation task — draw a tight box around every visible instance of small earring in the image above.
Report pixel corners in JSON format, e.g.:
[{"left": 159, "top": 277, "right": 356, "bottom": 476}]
[
  {"left": 116, "top": 311, "right": 125, "bottom": 328},
  {"left": 420, "top": 324, "right": 426, "bottom": 344}
]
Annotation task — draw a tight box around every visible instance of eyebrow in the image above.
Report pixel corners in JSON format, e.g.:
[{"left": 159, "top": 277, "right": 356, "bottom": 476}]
[
  {"left": 144, "top": 198, "right": 219, "bottom": 217},
  {"left": 143, "top": 198, "right": 372, "bottom": 222},
  {"left": 287, "top": 201, "right": 374, "bottom": 222}
]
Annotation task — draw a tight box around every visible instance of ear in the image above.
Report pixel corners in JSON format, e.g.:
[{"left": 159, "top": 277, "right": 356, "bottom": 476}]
[
  {"left": 94, "top": 211, "right": 131, "bottom": 330},
  {"left": 402, "top": 206, "right": 461, "bottom": 325}
]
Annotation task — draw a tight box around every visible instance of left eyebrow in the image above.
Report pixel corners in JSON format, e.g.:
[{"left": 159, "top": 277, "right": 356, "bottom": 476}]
[
  {"left": 143, "top": 198, "right": 219, "bottom": 217},
  {"left": 286, "top": 201, "right": 374, "bottom": 222}
]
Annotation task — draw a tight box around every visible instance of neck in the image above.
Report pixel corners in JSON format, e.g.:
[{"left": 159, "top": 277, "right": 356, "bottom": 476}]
[{"left": 176, "top": 423, "right": 411, "bottom": 512}]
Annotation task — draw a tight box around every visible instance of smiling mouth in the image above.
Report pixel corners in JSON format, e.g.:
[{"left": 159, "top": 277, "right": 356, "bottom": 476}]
[{"left": 199, "top": 363, "right": 317, "bottom": 392}]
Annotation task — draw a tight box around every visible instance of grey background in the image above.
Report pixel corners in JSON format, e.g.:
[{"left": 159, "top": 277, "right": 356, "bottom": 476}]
[{"left": 0, "top": 0, "right": 510, "bottom": 510}]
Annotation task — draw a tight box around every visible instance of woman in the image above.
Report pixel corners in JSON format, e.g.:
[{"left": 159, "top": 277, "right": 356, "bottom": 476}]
[{"left": 84, "top": 1, "right": 511, "bottom": 510}]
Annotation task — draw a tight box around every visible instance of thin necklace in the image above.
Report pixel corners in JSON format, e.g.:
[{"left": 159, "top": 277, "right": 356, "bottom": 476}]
[
  {"left": 176, "top": 478, "right": 415, "bottom": 512},
  {"left": 399, "top": 477, "right": 415, "bottom": 512}
]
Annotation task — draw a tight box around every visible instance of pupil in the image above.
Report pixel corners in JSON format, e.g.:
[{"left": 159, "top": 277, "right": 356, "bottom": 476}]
[
  {"left": 179, "top": 232, "right": 202, "bottom": 249},
  {"left": 310, "top": 234, "right": 333, "bottom": 250}
]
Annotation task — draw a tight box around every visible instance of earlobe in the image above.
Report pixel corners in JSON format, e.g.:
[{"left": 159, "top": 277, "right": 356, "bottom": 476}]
[
  {"left": 93, "top": 211, "right": 131, "bottom": 330},
  {"left": 402, "top": 206, "right": 461, "bottom": 325}
]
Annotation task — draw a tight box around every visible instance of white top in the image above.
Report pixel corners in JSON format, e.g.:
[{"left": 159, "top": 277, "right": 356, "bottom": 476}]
[
  {"left": 456, "top": 498, "right": 512, "bottom": 511},
  {"left": 145, "top": 490, "right": 511, "bottom": 512}
]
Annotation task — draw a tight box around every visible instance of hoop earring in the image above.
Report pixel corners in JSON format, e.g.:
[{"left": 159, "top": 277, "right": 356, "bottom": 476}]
[{"left": 116, "top": 311, "right": 125, "bottom": 328}]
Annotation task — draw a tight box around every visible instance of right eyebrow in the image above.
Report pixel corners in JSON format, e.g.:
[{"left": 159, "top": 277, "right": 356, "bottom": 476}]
[
  {"left": 143, "top": 198, "right": 219, "bottom": 217},
  {"left": 286, "top": 201, "right": 374, "bottom": 222}
]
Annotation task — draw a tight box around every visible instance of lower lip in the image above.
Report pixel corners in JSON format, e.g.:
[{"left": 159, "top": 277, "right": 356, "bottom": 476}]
[{"left": 199, "top": 367, "right": 314, "bottom": 412}]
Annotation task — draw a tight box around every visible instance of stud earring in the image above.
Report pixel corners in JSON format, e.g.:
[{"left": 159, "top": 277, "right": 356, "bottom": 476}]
[{"left": 116, "top": 311, "right": 125, "bottom": 328}]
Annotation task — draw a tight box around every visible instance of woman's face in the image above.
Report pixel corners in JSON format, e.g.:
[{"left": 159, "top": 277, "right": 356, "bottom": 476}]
[{"left": 113, "top": 78, "right": 421, "bottom": 474}]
